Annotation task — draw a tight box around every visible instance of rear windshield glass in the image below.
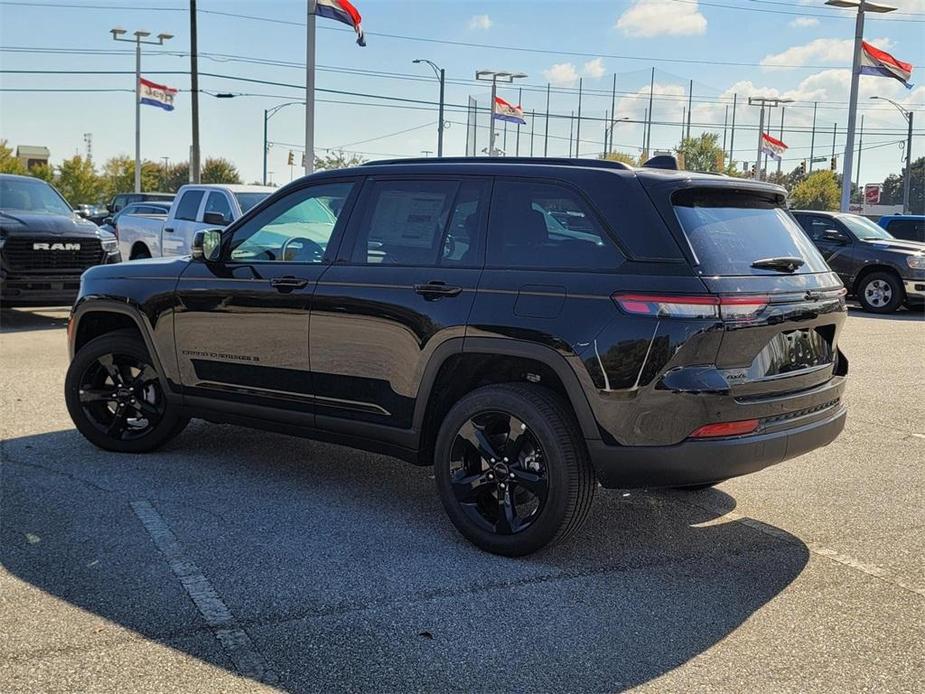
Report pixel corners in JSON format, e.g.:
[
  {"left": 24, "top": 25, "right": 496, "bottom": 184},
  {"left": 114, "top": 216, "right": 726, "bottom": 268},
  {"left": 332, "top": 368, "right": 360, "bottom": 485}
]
[{"left": 673, "top": 190, "right": 829, "bottom": 276}]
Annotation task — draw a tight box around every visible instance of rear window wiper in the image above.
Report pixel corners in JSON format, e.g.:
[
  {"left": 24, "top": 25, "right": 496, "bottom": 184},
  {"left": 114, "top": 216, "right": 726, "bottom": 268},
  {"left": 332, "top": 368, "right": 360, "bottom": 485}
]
[{"left": 751, "top": 256, "right": 805, "bottom": 272}]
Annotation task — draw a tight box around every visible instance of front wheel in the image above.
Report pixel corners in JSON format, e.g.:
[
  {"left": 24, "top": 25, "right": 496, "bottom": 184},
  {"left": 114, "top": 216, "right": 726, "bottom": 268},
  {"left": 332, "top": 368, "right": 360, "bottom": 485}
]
[
  {"left": 857, "top": 271, "right": 903, "bottom": 313},
  {"left": 65, "top": 330, "right": 188, "bottom": 453},
  {"left": 434, "top": 384, "right": 595, "bottom": 556}
]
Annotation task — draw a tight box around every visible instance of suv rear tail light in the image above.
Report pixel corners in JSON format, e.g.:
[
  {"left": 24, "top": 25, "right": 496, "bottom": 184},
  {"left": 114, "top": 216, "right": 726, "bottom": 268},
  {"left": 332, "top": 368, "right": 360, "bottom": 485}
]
[
  {"left": 689, "top": 419, "right": 759, "bottom": 438},
  {"left": 612, "top": 293, "right": 768, "bottom": 320}
]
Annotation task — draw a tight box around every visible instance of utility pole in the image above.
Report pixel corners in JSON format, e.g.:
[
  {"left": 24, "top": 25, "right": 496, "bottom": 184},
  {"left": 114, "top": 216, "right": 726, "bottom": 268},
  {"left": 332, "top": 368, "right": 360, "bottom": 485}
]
[
  {"left": 777, "top": 107, "right": 786, "bottom": 175},
  {"left": 871, "top": 96, "right": 914, "bottom": 214},
  {"left": 413, "top": 59, "right": 445, "bottom": 157},
  {"left": 575, "top": 78, "right": 583, "bottom": 158},
  {"left": 609, "top": 73, "right": 617, "bottom": 153},
  {"left": 516, "top": 87, "right": 522, "bottom": 156},
  {"left": 729, "top": 93, "right": 737, "bottom": 166},
  {"left": 568, "top": 111, "right": 574, "bottom": 157},
  {"left": 544, "top": 83, "right": 550, "bottom": 157},
  {"left": 809, "top": 101, "right": 818, "bottom": 172},
  {"left": 827, "top": 0, "right": 897, "bottom": 211},
  {"left": 645, "top": 67, "right": 654, "bottom": 157},
  {"left": 111, "top": 27, "right": 172, "bottom": 194},
  {"left": 855, "top": 114, "right": 864, "bottom": 204},
  {"left": 722, "top": 106, "right": 728, "bottom": 156},
  {"left": 189, "top": 0, "right": 201, "bottom": 183},
  {"left": 305, "top": 0, "right": 317, "bottom": 175},
  {"left": 686, "top": 79, "right": 693, "bottom": 140}
]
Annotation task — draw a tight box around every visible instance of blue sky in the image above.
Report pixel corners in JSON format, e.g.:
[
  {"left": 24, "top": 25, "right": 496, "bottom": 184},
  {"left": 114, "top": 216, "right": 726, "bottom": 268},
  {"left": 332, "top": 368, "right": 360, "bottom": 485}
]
[{"left": 1, "top": 0, "right": 923, "bottom": 186}]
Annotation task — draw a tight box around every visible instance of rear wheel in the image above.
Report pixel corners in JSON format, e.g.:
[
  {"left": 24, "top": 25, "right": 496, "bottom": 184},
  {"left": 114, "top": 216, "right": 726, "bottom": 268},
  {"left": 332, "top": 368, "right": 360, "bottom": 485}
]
[
  {"left": 857, "top": 271, "right": 903, "bottom": 313},
  {"left": 65, "top": 330, "right": 188, "bottom": 453},
  {"left": 434, "top": 384, "right": 595, "bottom": 556}
]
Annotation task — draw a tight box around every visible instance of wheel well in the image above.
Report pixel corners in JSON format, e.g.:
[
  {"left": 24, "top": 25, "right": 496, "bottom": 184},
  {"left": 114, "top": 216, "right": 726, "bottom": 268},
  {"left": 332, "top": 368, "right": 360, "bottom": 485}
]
[
  {"left": 75, "top": 311, "right": 143, "bottom": 353},
  {"left": 853, "top": 264, "right": 901, "bottom": 295},
  {"left": 130, "top": 242, "right": 150, "bottom": 259},
  {"left": 418, "top": 353, "right": 575, "bottom": 466}
]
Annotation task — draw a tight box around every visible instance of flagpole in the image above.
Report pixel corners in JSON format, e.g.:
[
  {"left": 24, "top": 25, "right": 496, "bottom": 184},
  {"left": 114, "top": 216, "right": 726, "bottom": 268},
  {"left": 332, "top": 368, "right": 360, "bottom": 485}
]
[
  {"left": 777, "top": 107, "right": 785, "bottom": 175},
  {"left": 304, "top": 0, "right": 316, "bottom": 176},
  {"left": 575, "top": 78, "right": 582, "bottom": 158},
  {"left": 755, "top": 105, "right": 765, "bottom": 181},
  {"left": 489, "top": 77, "right": 497, "bottom": 156},
  {"left": 839, "top": 5, "right": 866, "bottom": 212},
  {"left": 134, "top": 34, "right": 141, "bottom": 193},
  {"left": 544, "top": 83, "right": 550, "bottom": 157},
  {"left": 809, "top": 101, "right": 817, "bottom": 173}
]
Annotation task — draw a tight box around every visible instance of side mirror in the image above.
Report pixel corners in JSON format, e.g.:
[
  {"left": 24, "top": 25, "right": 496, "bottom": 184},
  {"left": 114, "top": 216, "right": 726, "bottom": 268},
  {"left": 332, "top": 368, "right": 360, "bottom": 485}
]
[
  {"left": 191, "top": 229, "right": 222, "bottom": 262},
  {"left": 103, "top": 217, "right": 113, "bottom": 226},
  {"left": 202, "top": 211, "right": 229, "bottom": 226},
  {"left": 822, "top": 230, "right": 848, "bottom": 243}
]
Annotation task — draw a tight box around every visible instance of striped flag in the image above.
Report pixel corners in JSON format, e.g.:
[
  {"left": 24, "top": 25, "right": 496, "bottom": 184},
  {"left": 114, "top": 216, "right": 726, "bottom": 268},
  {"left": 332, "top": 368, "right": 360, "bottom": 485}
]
[
  {"left": 860, "top": 41, "right": 913, "bottom": 89},
  {"left": 760, "top": 132, "right": 787, "bottom": 162},
  {"left": 315, "top": 0, "right": 366, "bottom": 46},
  {"left": 493, "top": 96, "right": 526, "bottom": 125},
  {"left": 138, "top": 78, "right": 177, "bottom": 111}
]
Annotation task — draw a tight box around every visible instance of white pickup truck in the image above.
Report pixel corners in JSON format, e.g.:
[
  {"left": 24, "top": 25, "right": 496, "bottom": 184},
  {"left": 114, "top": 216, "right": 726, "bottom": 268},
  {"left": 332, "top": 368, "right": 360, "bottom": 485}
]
[{"left": 117, "top": 184, "right": 274, "bottom": 260}]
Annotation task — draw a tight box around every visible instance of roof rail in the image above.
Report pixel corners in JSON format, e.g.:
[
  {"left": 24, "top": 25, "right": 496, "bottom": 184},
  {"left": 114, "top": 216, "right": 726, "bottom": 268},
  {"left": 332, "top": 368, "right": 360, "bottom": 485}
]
[{"left": 363, "top": 156, "right": 632, "bottom": 171}]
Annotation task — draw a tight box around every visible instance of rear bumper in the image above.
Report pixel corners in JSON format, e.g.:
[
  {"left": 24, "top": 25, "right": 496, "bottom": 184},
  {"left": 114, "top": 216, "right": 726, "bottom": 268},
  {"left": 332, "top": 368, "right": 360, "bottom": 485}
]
[{"left": 587, "top": 404, "right": 847, "bottom": 489}]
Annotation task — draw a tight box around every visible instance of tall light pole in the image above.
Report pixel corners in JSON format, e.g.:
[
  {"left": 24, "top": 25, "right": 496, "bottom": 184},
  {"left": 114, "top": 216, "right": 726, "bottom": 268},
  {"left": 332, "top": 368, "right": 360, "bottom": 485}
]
[
  {"left": 413, "top": 59, "right": 445, "bottom": 157},
  {"left": 604, "top": 116, "right": 630, "bottom": 155},
  {"left": 263, "top": 101, "right": 304, "bottom": 186},
  {"left": 826, "top": 0, "right": 897, "bottom": 211},
  {"left": 189, "top": 0, "right": 201, "bottom": 184},
  {"left": 871, "top": 95, "right": 914, "bottom": 214},
  {"left": 305, "top": 0, "right": 317, "bottom": 176},
  {"left": 476, "top": 70, "right": 527, "bottom": 157},
  {"left": 111, "top": 27, "right": 172, "bottom": 193},
  {"left": 748, "top": 96, "right": 792, "bottom": 180}
]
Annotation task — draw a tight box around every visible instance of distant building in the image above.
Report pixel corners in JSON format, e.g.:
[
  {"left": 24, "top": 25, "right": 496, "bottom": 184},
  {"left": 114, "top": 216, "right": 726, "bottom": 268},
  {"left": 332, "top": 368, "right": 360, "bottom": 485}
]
[{"left": 16, "top": 145, "right": 50, "bottom": 170}]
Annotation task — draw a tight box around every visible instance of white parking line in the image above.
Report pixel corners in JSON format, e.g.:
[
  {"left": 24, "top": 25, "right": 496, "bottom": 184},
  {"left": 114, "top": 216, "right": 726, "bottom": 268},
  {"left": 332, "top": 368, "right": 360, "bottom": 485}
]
[{"left": 130, "top": 500, "right": 279, "bottom": 684}]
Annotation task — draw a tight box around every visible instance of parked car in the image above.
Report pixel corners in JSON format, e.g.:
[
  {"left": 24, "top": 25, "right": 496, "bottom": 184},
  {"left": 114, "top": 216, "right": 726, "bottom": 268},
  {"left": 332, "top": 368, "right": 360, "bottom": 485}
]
[
  {"left": 117, "top": 184, "right": 273, "bottom": 260},
  {"left": 0, "top": 174, "right": 121, "bottom": 306},
  {"left": 877, "top": 214, "right": 925, "bottom": 243},
  {"left": 65, "top": 157, "right": 849, "bottom": 555},
  {"left": 98, "top": 201, "right": 172, "bottom": 237},
  {"left": 107, "top": 191, "right": 174, "bottom": 216},
  {"left": 74, "top": 203, "right": 106, "bottom": 220},
  {"left": 792, "top": 210, "right": 925, "bottom": 313}
]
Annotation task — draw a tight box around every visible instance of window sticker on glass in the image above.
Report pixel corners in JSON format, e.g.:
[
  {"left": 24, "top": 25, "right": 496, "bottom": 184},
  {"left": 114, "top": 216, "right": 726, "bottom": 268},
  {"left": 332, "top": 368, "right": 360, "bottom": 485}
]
[{"left": 372, "top": 191, "right": 448, "bottom": 248}]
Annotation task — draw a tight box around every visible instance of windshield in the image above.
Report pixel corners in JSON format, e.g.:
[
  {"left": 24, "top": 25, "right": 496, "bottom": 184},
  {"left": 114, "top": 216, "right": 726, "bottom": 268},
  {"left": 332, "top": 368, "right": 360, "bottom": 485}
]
[
  {"left": 234, "top": 192, "right": 271, "bottom": 214},
  {"left": 838, "top": 214, "right": 894, "bottom": 241},
  {"left": 0, "top": 178, "right": 71, "bottom": 215},
  {"left": 673, "top": 189, "right": 829, "bottom": 276}
]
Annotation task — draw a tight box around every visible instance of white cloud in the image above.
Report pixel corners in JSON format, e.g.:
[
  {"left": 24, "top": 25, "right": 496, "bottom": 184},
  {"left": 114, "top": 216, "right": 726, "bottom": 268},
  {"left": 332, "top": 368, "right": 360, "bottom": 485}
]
[
  {"left": 789, "top": 17, "right": 819, "bottom": 28},
  {"left": 616, "top": 0, "right": 707, "bottom": 38},
  {"left": 761, "top": 36, "right": 893, "bottom": 68},
  {"left": 583, "top": 58, "right": 606, "bottom": 80},
  {"left": 468, "top": 14, "right": 492, "bottom": 30},
  {"left": 543, "top": 62, "right": 580, "bottom": 87}
]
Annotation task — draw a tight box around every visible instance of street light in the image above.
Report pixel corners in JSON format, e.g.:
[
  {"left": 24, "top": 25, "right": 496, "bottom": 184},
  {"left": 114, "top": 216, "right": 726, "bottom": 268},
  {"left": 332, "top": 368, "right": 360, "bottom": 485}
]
[
  {"left": 605, "top": 116, "right": 629, "bottom": 153},
  {"left": 413, "top": 59, "right": 445, "bottom": 158},
  {"left": 111, "top": 26, "right": 172, "bottom": 193},
  {"left": 263, "top": 101, "right": 304, "bottom": 185},
  {"left": 475, "top": 70, "right": 528, "bottom": 157},
  {"left": 871, "top": 96, "right": 914, "bottom": 214},
  {"left": 825, "top": 0, "right": 897, "bottom": 211},
  {"left": 747, "top": 96, "right": 793, "bottom": 180}
]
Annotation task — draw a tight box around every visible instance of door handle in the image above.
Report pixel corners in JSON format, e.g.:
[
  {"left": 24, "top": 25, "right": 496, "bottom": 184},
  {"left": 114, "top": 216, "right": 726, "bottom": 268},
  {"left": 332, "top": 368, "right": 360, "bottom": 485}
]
[
  {"left": 271, "top": 276, "right": 310, "bottom": 291},
  {"left": 164, "top": 227, "right": 175, "bottom": 233},
  {"left": 414, "top": 281, "right": 463, "bottom": 299}
]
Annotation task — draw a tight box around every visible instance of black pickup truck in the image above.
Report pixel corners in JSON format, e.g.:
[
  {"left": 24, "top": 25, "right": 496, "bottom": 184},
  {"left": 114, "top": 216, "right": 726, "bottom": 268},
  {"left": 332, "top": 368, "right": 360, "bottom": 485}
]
[
  {"left": 792, "top": 210, "right": 925, "bottom": 313},
  {"left": 1, "top": 174, "right": 122, "bottom": 306}
]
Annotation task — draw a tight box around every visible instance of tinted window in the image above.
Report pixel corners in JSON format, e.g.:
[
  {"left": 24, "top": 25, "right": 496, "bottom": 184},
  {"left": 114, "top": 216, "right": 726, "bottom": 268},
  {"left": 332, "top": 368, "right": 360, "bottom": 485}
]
[
  {"left": 175, "top": 191, "right": 204, "bottom": 221},
  {"left": 0, "top": 177, "right": 71, "bottom": 215},
  {"left": 351, "top": 180, "right": 462, "bottom": 266},
  {"left": 204, "top": 192, "right": 233, "bottom": 221},
  {"left": 674, "top": 190, "right": 829, "bottom": 275},
  {"left": 234, "top": 192, "right": 270, "bottom": 214},
  {"left": 229, "top": 182, "right": 353, "bottom": 263},
  {"left": 885, "top": 219, "right": 924, "bottom": 242},
  {"left": 794, "top": 214, "right": 840, "bottom": 242},
  {"left": 487, "top": 180, "right": 624, "bottom": 270},
  {"left": 838, "top": 214, "right": 893, "bottom": 240}
]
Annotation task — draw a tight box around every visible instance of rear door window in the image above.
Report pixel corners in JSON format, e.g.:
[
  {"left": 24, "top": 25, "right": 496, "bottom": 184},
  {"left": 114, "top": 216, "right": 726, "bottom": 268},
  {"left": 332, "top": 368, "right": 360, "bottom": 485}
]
[
  {"left": 174, "top": 190, "right": 204, "bottom": 221},
  {"left": 885, "top": 219, "right": 924, "bottom": 242},
  {"left": 673, "top": 189, "right": 829, "bottom": 276},
  {"left": 486, "top": 179, "right": 624, "bottom": 270}
]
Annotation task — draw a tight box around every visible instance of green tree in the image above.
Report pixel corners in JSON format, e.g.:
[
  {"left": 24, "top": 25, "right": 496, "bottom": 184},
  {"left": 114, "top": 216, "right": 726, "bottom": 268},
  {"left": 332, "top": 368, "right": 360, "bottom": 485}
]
[
  {"left": 601, "top": 151, "right": 641, "bottom": 166},
  {"left": 162, "top": 161, "right": 190, "bottom": 193},
  {"left": 675, "top": 133, "right": 726, "bottom": 173},
  {"left": 99, "top": 155, "right": 161, "bottom": 200},
  {"left": 790, "top": 170, "right": 840, "bottom": 211},
  {"left": 314, "top": 150, "right": 366, "bottom": 172},
  {"left": 881, "top": 157, "right": 924, "bottom": 214},
  {"left": 0, "top": 140, "right": 27, "bottom": 175},
  {"left": 201, "top": 157, "right": 242, "bottom": 184},
  {"left": 55, "top": 155, "right": 102, "bottom": 204},
  {"left": 29, "top": 162, "right": 56, "bottom": 184}
]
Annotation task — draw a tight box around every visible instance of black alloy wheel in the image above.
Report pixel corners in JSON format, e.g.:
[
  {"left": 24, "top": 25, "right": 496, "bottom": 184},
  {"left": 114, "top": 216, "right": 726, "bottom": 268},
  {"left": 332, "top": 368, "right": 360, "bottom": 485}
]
[
  {"left": 65, "top": 330, "right": 188, "bottom": 452},
  {"left": 448, "top": 411, "right": 549, "bottom": 535},
  {"left": 434, "top": 383, "right": 595, "bottom": 556}
]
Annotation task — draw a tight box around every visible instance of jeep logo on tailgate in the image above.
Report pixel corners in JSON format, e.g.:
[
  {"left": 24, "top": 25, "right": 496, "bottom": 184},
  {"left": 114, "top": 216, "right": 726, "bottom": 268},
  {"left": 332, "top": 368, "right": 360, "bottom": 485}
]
[{"left": 33, "top": 242, "right": 81, "bottom": 251}]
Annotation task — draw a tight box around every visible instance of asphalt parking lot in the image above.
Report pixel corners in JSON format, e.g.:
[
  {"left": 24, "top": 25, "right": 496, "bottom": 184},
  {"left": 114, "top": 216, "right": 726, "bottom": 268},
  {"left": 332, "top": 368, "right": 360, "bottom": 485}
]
[{"left": 1, "top": 305, "right": 923, "bottom": 693}]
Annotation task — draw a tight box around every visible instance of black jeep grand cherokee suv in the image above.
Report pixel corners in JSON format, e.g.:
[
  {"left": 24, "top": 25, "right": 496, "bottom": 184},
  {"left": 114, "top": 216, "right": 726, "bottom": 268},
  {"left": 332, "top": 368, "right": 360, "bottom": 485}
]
[{"left": 65, "top": 158, "right": 848, "bottom": 555}]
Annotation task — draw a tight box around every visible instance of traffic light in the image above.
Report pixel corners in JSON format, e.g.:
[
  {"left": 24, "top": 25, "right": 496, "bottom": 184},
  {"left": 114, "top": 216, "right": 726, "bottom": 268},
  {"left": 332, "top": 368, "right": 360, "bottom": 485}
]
[
  {"left": 799, "top": 160, "right": 806, "bottom": 176},
  {"left": 287, "top": 151, "right": 295, "bottom": 166},
  {"left": 750, "top": 162, "right": 757, "bottom": 177},
  {"left": 830, "top": 156, "right": 837, "bottom": 171}
]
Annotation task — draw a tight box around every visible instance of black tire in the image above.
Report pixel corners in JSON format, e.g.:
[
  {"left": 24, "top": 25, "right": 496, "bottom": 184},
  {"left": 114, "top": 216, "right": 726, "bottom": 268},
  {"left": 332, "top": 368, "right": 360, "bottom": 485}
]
[
  {"left": 130, "top": 245, "right": 151, "bottom": 260},
  {"left": 857, "top": 271, "right": 904, "bottom": 313},
  {"left": 65, "top": 329, "right": 188, "bottom": 453},
  {"left": 433, "top": 383, "right": 595, "bottom": 556}
]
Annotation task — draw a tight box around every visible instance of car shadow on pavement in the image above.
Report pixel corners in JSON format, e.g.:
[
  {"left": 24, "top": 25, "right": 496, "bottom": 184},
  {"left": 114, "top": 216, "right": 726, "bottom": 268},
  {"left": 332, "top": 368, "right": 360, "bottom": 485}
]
[
  {"left": 0, "top": 307, "right": 70, "bottom": 333},
  {"left": 1, "top": 423, "right": 810, "bottom": 692}
]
